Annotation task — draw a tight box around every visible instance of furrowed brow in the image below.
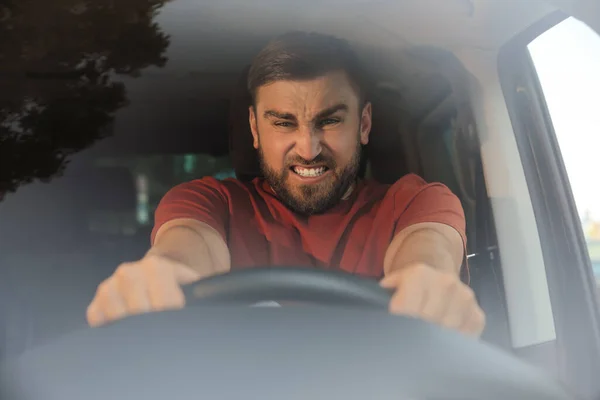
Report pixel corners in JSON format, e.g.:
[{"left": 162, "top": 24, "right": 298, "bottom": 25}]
[
  {"left": 264, "top": 110, "right": 297, "bottom": 121},
  {"left": 311, "top": 103, "right": 348, "bottom": 122}
]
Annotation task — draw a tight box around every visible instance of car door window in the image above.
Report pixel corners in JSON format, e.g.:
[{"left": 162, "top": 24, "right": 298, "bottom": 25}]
[{"left": 528, "top": 17, "right": 600, "bottom": 289}]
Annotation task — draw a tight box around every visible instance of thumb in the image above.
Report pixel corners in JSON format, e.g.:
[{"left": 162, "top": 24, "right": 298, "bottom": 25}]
[
  {"left": 173, "top": 263, "right": 203, "bottom": 285},
  {"left": 380, "top": 270, "right": 405, "bottom": 288}
]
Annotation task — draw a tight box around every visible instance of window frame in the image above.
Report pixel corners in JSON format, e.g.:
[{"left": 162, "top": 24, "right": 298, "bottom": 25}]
[{"left": 498, "top": 11, "right": 600, "bottom": 398}]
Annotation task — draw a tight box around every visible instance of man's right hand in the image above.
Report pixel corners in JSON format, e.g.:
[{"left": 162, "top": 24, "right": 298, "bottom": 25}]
[{"left": 86, "top": 254, "right": 202, "bottom": 327}]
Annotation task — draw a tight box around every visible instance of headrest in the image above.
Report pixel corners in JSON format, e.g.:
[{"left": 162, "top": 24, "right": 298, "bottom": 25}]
[{"left": 227, "top": 66, "right": 369, "bottom": 182}]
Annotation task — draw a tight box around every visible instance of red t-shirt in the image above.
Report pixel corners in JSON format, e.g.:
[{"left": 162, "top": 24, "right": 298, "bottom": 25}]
[{"left": 151, "top": 174, "right": 466, "bottom": 279}]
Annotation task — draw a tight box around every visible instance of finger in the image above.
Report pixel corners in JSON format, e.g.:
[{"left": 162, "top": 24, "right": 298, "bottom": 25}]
[
  {"left": 173, "top": 262, "right": 203, "bottom": 284},
  {"left": 461, "top": 305, "right": 486, "bottom": 337},
  {"left": 145, "top": 254, "right": 202, "bottom": 285},
  {"left": 388, "top": 279, "right": 425, "bottom": 316},
  {"left": 420, "top": 273, "right": 463, "bottom": 323},
  {"left": 96, "top": 280, "right": 128, "bottom": 323},
  {"left": 420, "top": 283, "right": 452, "bottom": 322},
  {"left": 86, "top": 301, "right": 105, "bottom": 327},
  {"left": 380, "top": 273, "right": 402, "bottom": 288},
  {"left": 380, "top": 264, "right": 426, "bottom": 288},
  {"left": 146, "top": 260, "right": 186, "bottom": 311},
  {"left": 440, "top": 287, "right": 476, "bottom": 332},
  {"left": 116, "top": 265, "right": 151, "bottom": 315}
]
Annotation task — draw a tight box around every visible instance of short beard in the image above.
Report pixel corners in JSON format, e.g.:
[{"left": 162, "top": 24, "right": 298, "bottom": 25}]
[{"left": 258, "top": 139, "right": 362, "bottom": 216}]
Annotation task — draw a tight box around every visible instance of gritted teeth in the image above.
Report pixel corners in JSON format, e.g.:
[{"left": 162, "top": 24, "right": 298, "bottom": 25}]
[{"left": 291, "top": 165, "right": 329, "bottom": 177}]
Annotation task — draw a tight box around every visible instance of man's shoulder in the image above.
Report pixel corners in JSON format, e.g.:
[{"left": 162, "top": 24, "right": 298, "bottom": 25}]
[
  {"left": 387, "top": 173, "right": 447, "bottom": 195},
  {"left": 360, "top": 174, "right": 429, "bottom": 198},
  {"left": 378, "top": 174, "right": 461, "bottom": 217},
  {"left": 358, "top": 174, "right": 455, "bottom": 211},
  {"left": 389, "top": 173, "right": 429, "bottom": 190}
]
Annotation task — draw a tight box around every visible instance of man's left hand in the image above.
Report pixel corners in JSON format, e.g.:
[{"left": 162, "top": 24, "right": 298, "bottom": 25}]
[{"left": 380, "top": 264, "right": 485, "bottom": 337}]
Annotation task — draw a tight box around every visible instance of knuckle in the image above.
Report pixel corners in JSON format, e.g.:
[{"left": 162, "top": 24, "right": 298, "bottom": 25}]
[
  {"left": 467, "top": 307, "right": 486, "bottom": 335},
  {"left": 95, "top": 279, "right": 112, "bottom": 297},
  {"left": 142, "top": 256, "right": 166, "bottom": 277},
  {"left": 475, "top": 306, "right": 486, "bottom": 326},
  {"left": 388, "top": 292, "right": 411, "bottom": 315},
  {"left": 170, "top": 286, "right": 186, "bottom": 304},
  {"left": 437, "top": 274, "right": 460, "bottom": 294},
  {"left": 86, "top": 303, "right": 104, "bottom": 327},
  {"left": 165, "top": 293, "right": 186, "bottom": 310},
  {"left": 115, "top": 262, "right": 137, "bottom": 279},
  {"left": 461, "top": 285, "right": 476, "bottom": 302},
  {"left": 388, "top": 294, "right": 402, "bottom": 313},
  {"left": 86, "top": 304, "right": 96, "bottom": 320},
  {"left": 173, "top": 289, "right": 186, "bottom": 307},
  {"left": 414, "top": 263, "right": 430, "bottom": 275},
  {"left": 143, "top": 254, "right": 165, "bottom": 269},
  {"left": 441, "top": 274, "right": 457, "bottom": 288}
]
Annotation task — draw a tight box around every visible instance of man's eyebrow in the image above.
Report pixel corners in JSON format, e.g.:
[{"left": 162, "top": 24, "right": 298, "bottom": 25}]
[
  {"left": 263, "top": 103, "right": 349, "bottom": 121},
  {"left": 312, "top": 103, "right": 348, "bottom": 121},
  {"left": 263, "top": 110, "right": 297, "bottom": 120}
]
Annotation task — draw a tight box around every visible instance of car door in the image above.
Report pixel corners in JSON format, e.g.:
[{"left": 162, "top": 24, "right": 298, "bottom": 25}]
[{"left": 498, "top": 8, "right": 600, "bottom": 400}]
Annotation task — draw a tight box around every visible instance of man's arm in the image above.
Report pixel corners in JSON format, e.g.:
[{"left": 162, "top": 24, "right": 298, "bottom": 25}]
[
  {"left": 380, "top": 221, "right": 484, "bottom": 336},
  {"left": 379, "top": 176, "right": 483, "bottom": 336},
  {"left": 148, "top": 177, "right": 232, "bottom": 277},
  {"left": 383, "top": 222, "right": 464, "bottom": 277},
  {"left": 87, "top": 178, "right": 231, "bottom": 327},
  {"left": 149, "top": 218, "right": 231, "bottom": 279}
]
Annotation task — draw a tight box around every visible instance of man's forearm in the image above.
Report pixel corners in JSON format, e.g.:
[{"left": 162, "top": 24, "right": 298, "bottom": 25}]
[
  {"left": 384, "top": 223, "right": 464, "bottom": 276},
  {"left": 148, "top": 221, "right": 231, "bottom": 279},
  {"left": 381, "top": 223, "right": 484, "bottom": 336}
]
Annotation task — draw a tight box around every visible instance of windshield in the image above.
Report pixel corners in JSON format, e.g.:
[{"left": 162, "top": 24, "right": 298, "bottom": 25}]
[
  {"left": 0, "top": 0, "right": 562, "bottom": 364},
  {"left": 0, "top": 0, "right": 240, "bottom": 357},
  {"left": 1, "top": 0, "right": 470, "bottom": 358}
]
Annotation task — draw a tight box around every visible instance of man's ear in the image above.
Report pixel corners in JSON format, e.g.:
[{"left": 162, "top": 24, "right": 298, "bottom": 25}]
[
  {"left": 360, "top": 102, "right": 372, "bottom": 145},
  {"left": 249, "top": 105, "right": 259, "bottom": 149}
]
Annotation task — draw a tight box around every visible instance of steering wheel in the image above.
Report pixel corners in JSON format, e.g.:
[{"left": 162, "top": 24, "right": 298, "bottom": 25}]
[
  {"left": 0, "top": 267, "right": 573, "bottom": 400},
  {"left": 181, "top": 266, "right": 392, "bottom": 307}
]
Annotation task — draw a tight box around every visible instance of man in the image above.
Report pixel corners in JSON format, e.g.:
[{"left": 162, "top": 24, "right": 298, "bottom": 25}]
[{"left": 86, "top": 32, "right": 485, "bottom": 336}]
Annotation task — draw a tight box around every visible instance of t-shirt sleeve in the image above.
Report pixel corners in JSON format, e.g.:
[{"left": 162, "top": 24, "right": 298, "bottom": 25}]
[
  {"left": 150, "top": 177, "right": 229, "bottom": 245},
  {"left": 391, "top": 174, "right": 466, "bottom": 246}
]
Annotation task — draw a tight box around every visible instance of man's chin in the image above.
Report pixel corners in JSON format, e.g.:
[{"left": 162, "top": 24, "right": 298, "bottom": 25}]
[
  {"left": 264, "top": 167, "right": 356, "bottom": 216},
  {"left": 280, "top": 186, "right": 338, "bottom": 216},
  {"left": 283, "top": 198, "right": 333, "bottom": 216}
]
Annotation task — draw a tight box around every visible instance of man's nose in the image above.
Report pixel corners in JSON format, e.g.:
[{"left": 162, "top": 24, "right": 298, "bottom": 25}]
[{"left": 294, "top": 128, "right": 322, "bottom": 161}]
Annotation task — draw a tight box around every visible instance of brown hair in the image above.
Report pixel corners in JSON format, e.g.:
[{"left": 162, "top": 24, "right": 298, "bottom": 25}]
[{"left": 247, "top": 31, "right": 370, "bottom": 106}]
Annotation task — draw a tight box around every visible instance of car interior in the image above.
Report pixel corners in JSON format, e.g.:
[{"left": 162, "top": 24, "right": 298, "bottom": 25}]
[
  {"left": 1, "top": 0, "right": 600, "bottom": 398},
  {"left": 0, "top": 16, "right": 503, "bottom": 352}
]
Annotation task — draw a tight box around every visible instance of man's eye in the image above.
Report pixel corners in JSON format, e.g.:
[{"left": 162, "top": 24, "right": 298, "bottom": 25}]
[
  {"left": 274, "top": 121, "right": 294, "bottom": 128},
  {"left": 319, "top": 118, "right": 341, "bottom": 127}
]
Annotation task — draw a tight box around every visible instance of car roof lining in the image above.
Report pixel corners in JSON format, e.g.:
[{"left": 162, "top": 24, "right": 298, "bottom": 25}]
[{"left": 86, "top": 0, "right": 557, "bottom": 154}]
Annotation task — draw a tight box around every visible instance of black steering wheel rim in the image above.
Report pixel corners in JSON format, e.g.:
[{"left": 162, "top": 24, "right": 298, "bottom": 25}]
[
  {"left": 182, "top": 266, "right": 392, "bottom": 308},
  {"left": 0, "top": 266, "right": 575, "bottom": 400}
]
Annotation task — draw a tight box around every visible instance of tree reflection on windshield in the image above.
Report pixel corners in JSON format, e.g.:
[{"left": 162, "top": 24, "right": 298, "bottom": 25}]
[{"left": 0, "top": 0, "right": 172, "bottom": 200}]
